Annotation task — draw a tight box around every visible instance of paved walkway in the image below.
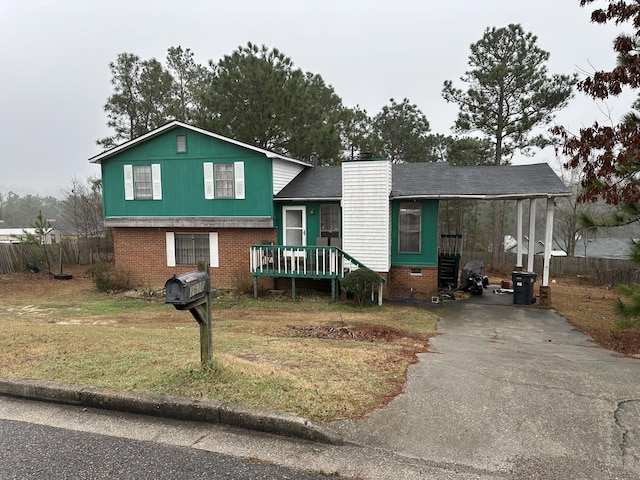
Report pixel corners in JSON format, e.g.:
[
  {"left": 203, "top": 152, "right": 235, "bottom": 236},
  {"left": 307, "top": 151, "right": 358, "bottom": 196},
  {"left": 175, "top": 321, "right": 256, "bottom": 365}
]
[{"left": 331, "top": 291, "right": 640, "bottom": 479}]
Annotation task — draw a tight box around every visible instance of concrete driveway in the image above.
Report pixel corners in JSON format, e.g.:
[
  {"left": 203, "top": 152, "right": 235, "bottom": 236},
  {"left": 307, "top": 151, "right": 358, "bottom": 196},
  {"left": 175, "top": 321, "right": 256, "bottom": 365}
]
[{"left": 331, "top": 291, "right": 640, "bottom": 479}]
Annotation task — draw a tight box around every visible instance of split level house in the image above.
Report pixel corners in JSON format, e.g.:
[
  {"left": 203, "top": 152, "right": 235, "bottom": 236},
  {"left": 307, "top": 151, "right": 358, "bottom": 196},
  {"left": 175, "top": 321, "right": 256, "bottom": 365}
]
[{"left": 89, "top": 121, "right": 570, "bottom": 301}]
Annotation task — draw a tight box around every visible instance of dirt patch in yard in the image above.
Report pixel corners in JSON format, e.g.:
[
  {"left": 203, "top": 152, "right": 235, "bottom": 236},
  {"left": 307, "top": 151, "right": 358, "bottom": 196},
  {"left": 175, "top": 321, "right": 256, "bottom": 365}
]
[
  {"left": 0, "top": 265, "right": 94, "bottom": 299},
  {"left": 548, "top": 278, "right": 640, "bottom": 357},
  {"left": 288, "top": 322, "right": 431, "bottom": 343}
]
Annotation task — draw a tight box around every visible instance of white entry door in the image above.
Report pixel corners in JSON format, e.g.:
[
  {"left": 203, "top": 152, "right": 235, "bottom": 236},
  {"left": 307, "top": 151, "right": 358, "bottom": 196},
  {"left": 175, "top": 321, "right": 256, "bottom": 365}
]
[{"left": 283, "top": 206, "right": 306, "bottom": 246}]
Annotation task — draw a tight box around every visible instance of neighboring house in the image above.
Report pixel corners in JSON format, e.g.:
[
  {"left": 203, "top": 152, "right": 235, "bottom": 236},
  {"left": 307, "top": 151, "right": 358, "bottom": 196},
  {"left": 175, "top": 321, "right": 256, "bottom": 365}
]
[
  {"left": 504, "top": 234, "right": 635, "bottom": 259},
  {"left": 574, "top": 237, "right": 635, "bottom": 259},
  {"left": 89, "top": 121, "right": 570, "bottom": 299},
  {"left": 0, "top": 228, "right": 60, "bottom": 244},
  {"left": 504, "top": 235, "right": 567, "bottom": 257}
]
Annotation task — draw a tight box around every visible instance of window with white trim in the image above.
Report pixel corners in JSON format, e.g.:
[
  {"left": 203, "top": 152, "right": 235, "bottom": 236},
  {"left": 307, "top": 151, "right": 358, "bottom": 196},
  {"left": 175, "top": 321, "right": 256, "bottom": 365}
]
[
  {"left": 175, "top": 233, "right": 209, "bottom": 264},
  {"left": 133, "top": 165, "right": 152, "bottom": 199},
  {"left": 124, "top": 164, "right": 162, "bottom": 200},
  {"left": 166, "top": 232, "right": 219, "bottom": 267},
  {"left": 203, "top": 162, "right": 245, "bottom": 200},
  {"left": 399, "top": 203, "right": 421, "bottom": 253},
  {"left": 214, "top": 163, "right": 234, "bottom": 198}
]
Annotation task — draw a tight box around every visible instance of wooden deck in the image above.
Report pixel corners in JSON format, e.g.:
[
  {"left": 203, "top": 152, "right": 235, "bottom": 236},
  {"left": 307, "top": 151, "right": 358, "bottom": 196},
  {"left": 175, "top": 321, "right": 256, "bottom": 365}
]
[{"left": 250, "top": 244, "right": 384, "bottom": 302}]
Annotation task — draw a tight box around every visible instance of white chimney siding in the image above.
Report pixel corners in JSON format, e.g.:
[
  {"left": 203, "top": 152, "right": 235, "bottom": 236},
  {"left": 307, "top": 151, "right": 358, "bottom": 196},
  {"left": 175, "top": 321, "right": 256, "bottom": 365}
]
[{"left": 341, "top": 159, "right": 392, "bottom": 272}]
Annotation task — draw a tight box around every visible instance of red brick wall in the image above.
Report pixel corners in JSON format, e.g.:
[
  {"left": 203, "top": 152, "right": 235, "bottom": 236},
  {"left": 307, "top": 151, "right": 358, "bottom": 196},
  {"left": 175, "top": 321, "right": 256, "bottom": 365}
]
[
  {"left": 113, "top": 227, "right": 276, "bottom": 289},
  {"left": 386, "top": 266, "right": 438, "bottom": 300},
  {"left": 113, "top": 227, "right": 438, "bottom": 299}
]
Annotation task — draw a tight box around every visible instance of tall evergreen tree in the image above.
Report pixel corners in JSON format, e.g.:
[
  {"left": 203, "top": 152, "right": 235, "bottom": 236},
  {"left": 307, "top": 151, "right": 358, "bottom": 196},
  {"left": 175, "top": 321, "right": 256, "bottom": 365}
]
[
  {"left": 98, "top": 53, "right": 142, "bottom": 148},
  {"left": 195, "top": 42, "right": 343, "bottom": 163},
  {"left": 446, "top": 137, "right": 495, "bottom": 166},
  {"left": 338, "top": 105, "right": 374, "bottom": 161},
  {"left": 443, "top": 23, "right": 577, "bottom": 267},
  {"left": 371, "top": 98, "right": 434, "bottom": 163},
  {"left": 98, "top": 54, "right": 174, "bottom": 148},
  {"left": 166, "top": 46, "right": 210, "bottom": 123}
]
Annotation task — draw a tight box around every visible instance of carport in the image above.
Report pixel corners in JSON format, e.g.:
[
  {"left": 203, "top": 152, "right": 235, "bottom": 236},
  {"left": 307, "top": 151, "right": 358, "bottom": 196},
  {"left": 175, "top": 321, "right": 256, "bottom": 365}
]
[{"left": 392, "top": 162, "right": 572, "bottom": 302}]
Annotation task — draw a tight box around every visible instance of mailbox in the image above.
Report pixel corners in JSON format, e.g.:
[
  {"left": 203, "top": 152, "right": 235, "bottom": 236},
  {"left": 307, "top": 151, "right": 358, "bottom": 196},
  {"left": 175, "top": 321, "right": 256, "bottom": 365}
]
[{"left": 165, "top": 270, "right": 210, "bottom": 307}]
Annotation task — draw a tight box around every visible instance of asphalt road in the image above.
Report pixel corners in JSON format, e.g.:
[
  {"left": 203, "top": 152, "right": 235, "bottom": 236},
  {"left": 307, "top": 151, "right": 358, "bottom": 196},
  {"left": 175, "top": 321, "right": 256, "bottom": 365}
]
[
  {"left": 0, "top": 396, "right": 490, "bottom": 480},
  {"left": 0, "top": 418, "right": 330, "bottom": 480}
]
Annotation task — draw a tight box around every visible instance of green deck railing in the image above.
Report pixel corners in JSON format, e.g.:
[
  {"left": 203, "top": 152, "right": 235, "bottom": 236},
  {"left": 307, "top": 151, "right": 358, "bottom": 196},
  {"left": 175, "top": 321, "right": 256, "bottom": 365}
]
[{"left": 250, "top": 244, "right": 385, "bottom": 301}]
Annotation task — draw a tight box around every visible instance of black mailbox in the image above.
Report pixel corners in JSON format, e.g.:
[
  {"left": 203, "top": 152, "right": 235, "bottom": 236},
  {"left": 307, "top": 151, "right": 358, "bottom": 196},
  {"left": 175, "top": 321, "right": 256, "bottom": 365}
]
[{"left": 165, "top": 270, "right": 210, "bottom": 307}]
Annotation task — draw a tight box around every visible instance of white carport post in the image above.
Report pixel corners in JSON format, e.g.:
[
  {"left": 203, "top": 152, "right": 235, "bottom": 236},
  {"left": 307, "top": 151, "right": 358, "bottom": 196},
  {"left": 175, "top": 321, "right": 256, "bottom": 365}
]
[
  {"left": 527, "top": 199, "right": 537, "bottom": 273},
  {"left": 515, "top": 199, "right": 524, "bottom": 269},
  {"left": 542, "top": 197, "right": 555, "bottom": 287}
]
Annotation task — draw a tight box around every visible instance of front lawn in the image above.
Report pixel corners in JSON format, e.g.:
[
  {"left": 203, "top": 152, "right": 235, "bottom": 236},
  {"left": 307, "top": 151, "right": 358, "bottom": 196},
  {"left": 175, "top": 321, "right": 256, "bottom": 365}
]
[{"left": 0, "top": 267, "right": 437, "bottom": 422}]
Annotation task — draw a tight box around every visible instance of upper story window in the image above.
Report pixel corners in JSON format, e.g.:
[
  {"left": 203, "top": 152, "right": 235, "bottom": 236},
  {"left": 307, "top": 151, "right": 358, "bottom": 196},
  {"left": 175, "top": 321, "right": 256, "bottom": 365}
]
[
  {"left": 176, "top": 135, "right": 186, "bottom": 153},
  {"left": 124, "top": 164, "right": 162, "bottom": 200},
  {"left": 133, "top": 165, "right": 153, "bottom": 199},
  {"left": 399, "top": 203, "right": 421, "bottom": 253},
  {"left": 214, "top": 163, "right": 234, "bottom": 198},
  {"left": 203, "top": 162, "right": 245, "bottom": 200}
]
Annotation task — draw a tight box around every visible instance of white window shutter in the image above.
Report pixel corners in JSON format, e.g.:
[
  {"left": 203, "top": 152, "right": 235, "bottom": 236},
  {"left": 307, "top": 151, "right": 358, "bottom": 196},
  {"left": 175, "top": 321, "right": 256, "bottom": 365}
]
[
  {"left": 166, "top": 232, "right": 176, "bottom": 267},
  {"left": 209, "top": 232, "right": 219, "bottom": 267},
  {"left": 234, "top": 161, "right": 245, "bottom": 199},
  {"left": 124, "top": 165, "right": 134, "bottom": 200},
  {"left": 203, "top": 163, "right": 214, "bottom": 199},
  {"left": 152, "top": 164, "right": 162, "bottom": 200}
]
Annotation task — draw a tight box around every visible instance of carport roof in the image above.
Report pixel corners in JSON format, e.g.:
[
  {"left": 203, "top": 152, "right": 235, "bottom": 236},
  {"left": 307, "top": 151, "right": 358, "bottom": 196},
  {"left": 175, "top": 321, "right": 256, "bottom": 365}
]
[{"left": 275, "top": 162, "right": 570, "bottom": 200}]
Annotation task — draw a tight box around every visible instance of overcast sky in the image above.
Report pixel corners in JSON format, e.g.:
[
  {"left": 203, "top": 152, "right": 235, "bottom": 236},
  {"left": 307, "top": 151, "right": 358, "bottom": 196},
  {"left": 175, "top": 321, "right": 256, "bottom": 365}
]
[{"left": 0, "top": 0, "right": 635, "bottom": 197}]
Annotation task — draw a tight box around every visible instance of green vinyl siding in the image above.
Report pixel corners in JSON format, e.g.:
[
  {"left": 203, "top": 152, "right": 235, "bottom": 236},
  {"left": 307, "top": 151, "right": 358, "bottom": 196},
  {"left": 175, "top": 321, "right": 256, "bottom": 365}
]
[
  {"left": 391, "top": 199, "right": 438, "bottom": 266},
  {"left": 273, "top": 201, "right": 341, "bottom": 245},
  {"left": 101, "top": 127, "right": 274, "bottom": 218}
]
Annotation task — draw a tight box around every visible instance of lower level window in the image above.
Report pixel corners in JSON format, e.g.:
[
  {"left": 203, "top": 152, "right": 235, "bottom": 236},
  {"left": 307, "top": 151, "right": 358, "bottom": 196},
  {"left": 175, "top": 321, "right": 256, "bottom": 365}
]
[
  {"left": 320, "top": 204, "right": 340, "bottom": 238},
  {"left": 175, "top": 233, "right": 210, "bottom": 265}
]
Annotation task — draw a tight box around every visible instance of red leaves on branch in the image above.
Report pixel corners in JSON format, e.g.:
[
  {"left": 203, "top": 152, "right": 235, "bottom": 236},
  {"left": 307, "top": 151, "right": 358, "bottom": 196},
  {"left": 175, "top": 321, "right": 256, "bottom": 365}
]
[
  {"left": 557, "top": 1, "right": 640, "bottom": 205},
  {"left": 553, "top": 119, "right": 640, "bottom": 204}
]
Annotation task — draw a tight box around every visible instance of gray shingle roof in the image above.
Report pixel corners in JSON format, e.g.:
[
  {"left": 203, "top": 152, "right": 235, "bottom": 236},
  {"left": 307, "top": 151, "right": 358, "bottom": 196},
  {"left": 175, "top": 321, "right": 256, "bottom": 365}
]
[
  {"left": 392, "top": 162, "right": 570, "bottom": 198},
  {"left": 275, "top": 162, "right": 570, "bottom": 200},
  {"left": 276, "top": 165, "right": 342, "bottom": 199}
]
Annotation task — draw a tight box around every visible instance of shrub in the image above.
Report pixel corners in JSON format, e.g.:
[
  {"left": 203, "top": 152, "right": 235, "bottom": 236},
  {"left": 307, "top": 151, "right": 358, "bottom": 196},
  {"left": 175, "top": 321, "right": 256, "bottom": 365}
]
[
  {"left": 87, "top": 262, "right": 132, "bottom": 292},
  {"left": 341, "top": 268, "right": 382, "bottom": 305},
  {"left": 232, "top": 268, "right": 255, "bottom": 295}
]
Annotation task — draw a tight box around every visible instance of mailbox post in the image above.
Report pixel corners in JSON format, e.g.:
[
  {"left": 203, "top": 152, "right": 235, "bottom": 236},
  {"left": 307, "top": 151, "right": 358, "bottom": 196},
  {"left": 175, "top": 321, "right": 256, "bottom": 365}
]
[{"left": 165, "top": 270, "right": 212, "bottom": 364}]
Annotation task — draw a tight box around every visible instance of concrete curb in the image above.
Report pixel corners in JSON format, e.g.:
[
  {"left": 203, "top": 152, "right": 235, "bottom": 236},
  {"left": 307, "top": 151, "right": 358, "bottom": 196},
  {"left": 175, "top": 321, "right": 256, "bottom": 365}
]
[{"left": 0, "top": 377, "right": 344, "bottom": 445}]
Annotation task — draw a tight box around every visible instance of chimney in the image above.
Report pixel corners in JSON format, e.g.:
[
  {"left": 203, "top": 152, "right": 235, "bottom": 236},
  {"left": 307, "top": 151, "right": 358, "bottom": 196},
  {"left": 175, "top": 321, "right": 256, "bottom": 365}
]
[{"left": 341, "top": 156, "right": 391, "bottom": 273}]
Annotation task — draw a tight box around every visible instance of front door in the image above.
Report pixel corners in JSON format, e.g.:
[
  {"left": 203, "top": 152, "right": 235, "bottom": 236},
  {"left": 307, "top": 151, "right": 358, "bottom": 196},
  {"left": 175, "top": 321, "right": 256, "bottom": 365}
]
[{"left": 283, "top": 206, "right": 306, "bottom": 246}]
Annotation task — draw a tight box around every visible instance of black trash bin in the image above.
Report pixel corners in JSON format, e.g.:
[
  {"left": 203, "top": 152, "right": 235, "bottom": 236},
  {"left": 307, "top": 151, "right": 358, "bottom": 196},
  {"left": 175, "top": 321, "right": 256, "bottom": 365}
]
[{"left": 512, "top": 271, "right": 537, "bottom": 305}]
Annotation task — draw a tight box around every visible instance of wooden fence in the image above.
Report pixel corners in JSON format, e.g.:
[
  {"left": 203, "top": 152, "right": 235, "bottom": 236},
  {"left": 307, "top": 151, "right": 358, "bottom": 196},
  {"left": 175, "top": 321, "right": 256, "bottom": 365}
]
[
  {"left": 0, "top": 239, "right": 112, "bottom": 275},
  {"left": 462, "top": 251, "right": 639, "bottom": 286}
]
